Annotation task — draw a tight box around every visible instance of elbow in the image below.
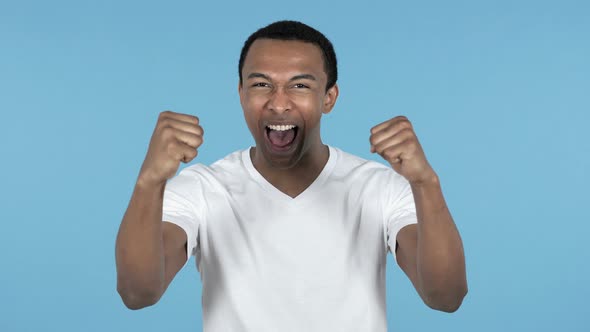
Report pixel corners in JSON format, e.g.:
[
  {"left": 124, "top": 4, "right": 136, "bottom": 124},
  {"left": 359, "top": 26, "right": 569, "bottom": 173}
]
[
  {"left": 423, "top": 285, "right": 468, "bottom": 313},
  {"left": 117, "top": 283, "right": 161, "bottom": 310}
]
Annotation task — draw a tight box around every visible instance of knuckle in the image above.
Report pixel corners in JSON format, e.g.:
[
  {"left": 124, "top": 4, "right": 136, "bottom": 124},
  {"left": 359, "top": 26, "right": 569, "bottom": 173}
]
[
  {"left": 166, "top": 140, "right": 178, "bottom": 153},
  {"left": 158, "top": 118, "right": 171, "bottom": 130},
  {"left": 160, "top": 125, "right": 173, "bottom": 138},
  {"left": 195, "top": 135, "right": 203, "bottom": 145},
  {"left": 384, "top": 148, "right": 395, "bottom": 159},
  {"left": 185, "top": 152, "right": 198, "bottom": 162},
  {"left": 396, "top": 121, "right": 411, "bottom": 131},
  {"left": 374, "top": 141, "right": 384, "bottom": 152},
  {"left": 400, "top": 127, "right": 414, "bottom": 137},
  {"left": 383, "top": 124, "right": 393, "bottom": 132},
  {"left": 187, "top": 136, "right": 198, "bottom": 147}
]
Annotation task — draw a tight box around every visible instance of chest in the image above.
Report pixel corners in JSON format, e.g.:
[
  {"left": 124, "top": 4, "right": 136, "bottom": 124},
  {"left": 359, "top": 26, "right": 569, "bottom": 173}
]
[{"left": 197, "top": 180, "right": 387, "bottom": 276}]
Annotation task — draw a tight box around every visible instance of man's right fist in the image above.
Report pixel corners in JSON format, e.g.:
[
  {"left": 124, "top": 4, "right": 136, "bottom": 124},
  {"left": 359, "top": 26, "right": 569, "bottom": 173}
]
[{"left": 138, "top": 111, "right": 203, "bottom": 187}]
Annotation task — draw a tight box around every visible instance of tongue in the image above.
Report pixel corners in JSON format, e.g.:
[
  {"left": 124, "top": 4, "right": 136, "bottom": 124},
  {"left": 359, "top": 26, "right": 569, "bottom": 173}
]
[{"left": 268, "top": 129, "right": 296, "bottom": 147}]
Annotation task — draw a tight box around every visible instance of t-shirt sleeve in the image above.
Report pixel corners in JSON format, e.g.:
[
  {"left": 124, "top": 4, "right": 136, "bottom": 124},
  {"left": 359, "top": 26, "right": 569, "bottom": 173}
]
[
  {"left": 381, "top": 170, "right": 418, "bottom": 262},
  {"left": 162, "top": 167, "right": 205, "bottom": 266}
]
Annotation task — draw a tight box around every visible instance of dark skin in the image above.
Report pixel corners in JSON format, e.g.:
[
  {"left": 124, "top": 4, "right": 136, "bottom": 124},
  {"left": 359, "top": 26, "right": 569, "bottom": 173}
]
[
  {"left": 116, "top": 111, "right": 203, "bottom": 309},
  {"left": 115, "top": 39, "right": 467, "bottom": 312},
  {"left": 369, "top": 116, "right": 467, "bottom": 312},
  {"left": 238, "top": 39, "right": 338, "bottom": 197}
]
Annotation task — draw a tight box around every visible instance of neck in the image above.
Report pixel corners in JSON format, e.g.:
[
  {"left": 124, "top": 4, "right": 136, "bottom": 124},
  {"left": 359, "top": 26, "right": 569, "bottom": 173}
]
[{"left": 250, "top": 143, "right": 329, "bottom": 198}]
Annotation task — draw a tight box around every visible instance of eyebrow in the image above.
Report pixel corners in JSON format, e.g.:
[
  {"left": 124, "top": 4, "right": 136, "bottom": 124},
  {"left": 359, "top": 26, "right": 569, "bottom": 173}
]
[{"left": 246, "top": 73, "right": 317, "bottom": 81}]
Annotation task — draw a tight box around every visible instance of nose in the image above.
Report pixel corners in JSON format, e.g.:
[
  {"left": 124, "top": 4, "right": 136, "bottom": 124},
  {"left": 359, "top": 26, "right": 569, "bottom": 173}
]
[{"left": 267, "top": 87, "right": 291, "bottom": 114}]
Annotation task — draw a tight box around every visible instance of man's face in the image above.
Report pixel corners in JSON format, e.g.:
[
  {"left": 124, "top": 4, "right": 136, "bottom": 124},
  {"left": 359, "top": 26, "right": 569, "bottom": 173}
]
[{"left": 239, "top": 39, "right": 338, "bottom": 169}]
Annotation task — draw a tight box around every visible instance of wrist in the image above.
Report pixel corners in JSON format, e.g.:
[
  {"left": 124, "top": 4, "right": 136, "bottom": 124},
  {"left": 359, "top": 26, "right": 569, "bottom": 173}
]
[
  {"left": 410, "top": 171, "right": 440, "bottom": 188},
  {"left": 136, "top": 170, "right": 167, "bottom": 191}
]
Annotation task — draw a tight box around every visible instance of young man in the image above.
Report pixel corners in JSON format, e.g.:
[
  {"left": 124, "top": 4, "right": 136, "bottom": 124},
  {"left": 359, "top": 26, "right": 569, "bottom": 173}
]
[{"left": 116, "top": 21, "right": 467, "bottom": 331}]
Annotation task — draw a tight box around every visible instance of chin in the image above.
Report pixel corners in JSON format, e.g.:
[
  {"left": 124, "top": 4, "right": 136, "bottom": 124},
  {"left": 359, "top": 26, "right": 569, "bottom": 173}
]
[
  {"left": 261, "top": 148, "right": 303, "bottom": 170},
  {"left": 254, "top": 137, "right": 308, "bottom": 170}
]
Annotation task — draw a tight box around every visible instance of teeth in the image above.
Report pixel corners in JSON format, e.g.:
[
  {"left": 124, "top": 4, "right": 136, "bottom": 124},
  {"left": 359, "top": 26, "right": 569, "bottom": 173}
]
[{"left": 267, "top": 124, "right": 296, "bottom": 131}]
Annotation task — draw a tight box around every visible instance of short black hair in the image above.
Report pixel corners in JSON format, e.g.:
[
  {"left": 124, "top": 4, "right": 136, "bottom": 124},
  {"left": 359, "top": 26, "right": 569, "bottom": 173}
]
[{"left": 238, "top": 20, "right": 338, "bottom": 91}]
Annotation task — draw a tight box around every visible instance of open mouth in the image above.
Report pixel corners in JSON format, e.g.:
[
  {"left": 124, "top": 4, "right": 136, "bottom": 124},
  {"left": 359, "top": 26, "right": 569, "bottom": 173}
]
[{"left": 265, "top": 124, "right": 299, "bottom": 151}]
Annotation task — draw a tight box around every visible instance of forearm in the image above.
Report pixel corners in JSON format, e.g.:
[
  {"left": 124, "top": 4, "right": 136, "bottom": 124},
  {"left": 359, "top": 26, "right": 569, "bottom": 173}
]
[
  {"left": 411, "top": 176, "right": 467, "bottom": 311},
  {"left": 115, "top": 177, "right": 167, "bottom": 308}
]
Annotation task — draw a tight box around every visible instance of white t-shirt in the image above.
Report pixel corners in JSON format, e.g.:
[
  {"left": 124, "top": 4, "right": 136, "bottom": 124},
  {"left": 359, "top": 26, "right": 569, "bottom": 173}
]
[{"left": 163, "top": 145, "right": 417, "bottom": 332}]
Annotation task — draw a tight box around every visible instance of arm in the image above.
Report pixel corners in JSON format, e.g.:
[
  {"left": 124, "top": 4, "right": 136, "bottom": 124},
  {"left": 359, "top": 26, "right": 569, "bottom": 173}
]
[
  {"left": 115, "top": 179, "right": 188, "bottom": 309},
  {"left": 396, "top": 177, "right": 467, "bottom": 312},
  {"left": 115, "top": 111, "right": 203, "bottom": 309},
  {"left": 370, "top": 116, "right": 467, "bottom": 312}
]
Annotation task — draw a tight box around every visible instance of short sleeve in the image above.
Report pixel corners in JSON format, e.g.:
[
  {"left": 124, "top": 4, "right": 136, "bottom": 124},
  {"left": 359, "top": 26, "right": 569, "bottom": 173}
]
[
  {"left": 381, "top": 170, "right": 418, "bottom": 262},
  {"left": 162, "top": 167, "right": 206, "bottom": 266}
]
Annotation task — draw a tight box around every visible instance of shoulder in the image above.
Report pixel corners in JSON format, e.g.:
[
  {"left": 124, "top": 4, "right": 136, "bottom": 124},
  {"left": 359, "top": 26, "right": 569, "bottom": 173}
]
[
  {"left": 169, "top": 149, "right": 248, "bottom": 189},
  {"left": 209, "top": 149, "right": 248, "bottom": 174},
  {"left": 330, "top": 146, "right": 398, "bottom": 179},
  {"left": 329, "top": 146, "right": 411, "bottom": 195}
]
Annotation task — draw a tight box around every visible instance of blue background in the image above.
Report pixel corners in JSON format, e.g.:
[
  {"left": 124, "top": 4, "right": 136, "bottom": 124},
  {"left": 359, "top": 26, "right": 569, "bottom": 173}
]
[{"left": 1, "top": 0, "right": 588, "bottom": 331}]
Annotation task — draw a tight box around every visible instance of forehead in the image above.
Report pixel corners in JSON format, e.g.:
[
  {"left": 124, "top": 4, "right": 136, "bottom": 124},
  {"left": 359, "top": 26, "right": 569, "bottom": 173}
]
[{"left": 243, "top": 39, "right": 326, "bottom": 80}]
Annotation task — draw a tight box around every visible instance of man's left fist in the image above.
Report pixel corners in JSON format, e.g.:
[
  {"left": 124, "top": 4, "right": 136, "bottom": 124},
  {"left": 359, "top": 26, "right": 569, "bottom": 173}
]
[{"left": 370, "top": 116, "right": 437, "bottom": 184}]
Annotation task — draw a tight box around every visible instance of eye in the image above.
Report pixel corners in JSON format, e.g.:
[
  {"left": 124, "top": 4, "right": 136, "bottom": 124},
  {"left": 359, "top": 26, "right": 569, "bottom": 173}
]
[
  {"left": 293, "top": 83, "right": 309, "bottom": 89},
  {"left": 252, "top": 82, "right": 270, "bottom": 88}
]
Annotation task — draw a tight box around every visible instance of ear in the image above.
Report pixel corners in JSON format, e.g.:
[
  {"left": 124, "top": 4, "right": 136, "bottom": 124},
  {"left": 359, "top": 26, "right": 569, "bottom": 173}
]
[
  {"left": 238, "top": 81, "right": 244, "bottom": 105},
  {"left": 322, "top": 83, "right": 339, "bottom": 114}
]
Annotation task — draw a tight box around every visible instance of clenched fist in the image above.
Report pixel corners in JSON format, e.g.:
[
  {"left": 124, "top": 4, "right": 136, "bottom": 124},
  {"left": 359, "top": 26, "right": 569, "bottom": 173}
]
[
  {"left": 370, "top": 116, "right": 437, "bottom": 184},
  {"left": 138, "top": 111, "right": 203, "bottom": 187}
]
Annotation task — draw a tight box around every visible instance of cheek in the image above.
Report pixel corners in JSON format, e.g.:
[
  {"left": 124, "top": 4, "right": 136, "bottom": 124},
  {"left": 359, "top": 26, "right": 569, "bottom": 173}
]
[
  {"left": 242, "top": 96, "right": 265, "bottom": 135},
  {"left": 295, "top": 95, "right": 324, "bottom": 122},
  {"left": 243, "top": 93, "right": 268, "bottom": 113},
  {"left": 242, "top": 107, "right": 258, "bottom": 131}
]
